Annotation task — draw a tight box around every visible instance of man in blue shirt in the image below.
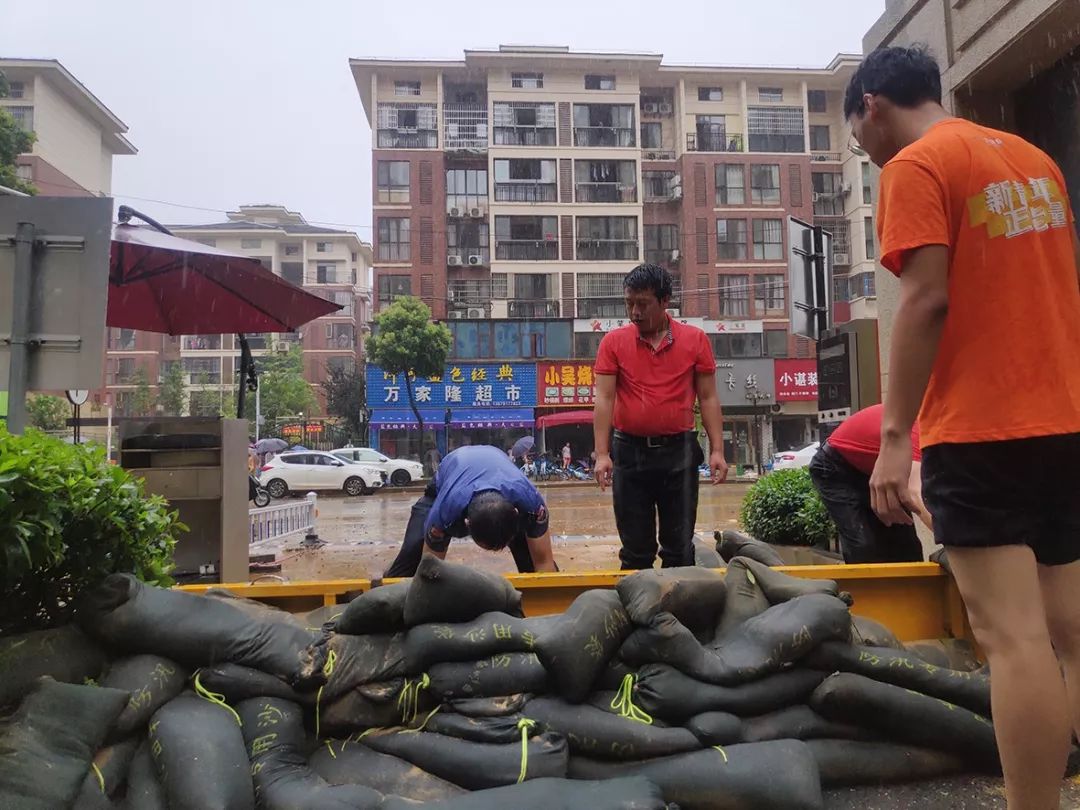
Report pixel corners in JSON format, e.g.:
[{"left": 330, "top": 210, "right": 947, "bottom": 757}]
[{"left": 384, "top": 445, "right": 558, "bottom": 577}]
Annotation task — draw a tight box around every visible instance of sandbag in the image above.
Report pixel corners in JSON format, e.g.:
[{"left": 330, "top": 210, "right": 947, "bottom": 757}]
[
  {"left": 536, "top": 590, "right": 631, "bottom": 702},
  {"left": 850, "top": 615, "right": 904, "bottom": 649},
  {"left": 197, "top": 662, "right": 315, "bottom": 706},
  {"left": 101, "top": 654, "right": 186, "bottom": 739},
  {"left": 403, "top": 612, "right": 536, "bottom": 671},
  {"left": 683, "top": 712, "right": 744, "bottom": 746},
  {"left": 310, "top": 740, "right": 467, "bottom": 801},
  {"left": 333, "top": 582, "right": 409, "bottom": 635},
  {"left": 299, "top": 632, "right": 405, "bottom": 703},
  {"left": 810, "top": 672, "right": 999, "bottom": 771},
  {"left": 616, "top": 567, "right": 726, "bottom": 641},
  {"left": 81, "top": 735, "right": 140, "bottom": 797},
  {"left": 527, "top": 695, "right": 701, "bottom": 760},
  {"left": 715, "top": 529, "right": 784, "bottom": 566},
  {"left": 741, "top": 704, "right": 871, "bottom": 743},
  {"left": 713, "top": 557, "right": 770, "bottom": 636},
  {"left": 428, "top": 652, "right": 548, "bottom": 699},
  {"left": 568, "top": 740, "right": 824, "bottom": 810},
  {"left": 421, "top": 710, "right": 524, "bottom": 744},
  {"left": 693, "top": 537, "right": 725, "bottom": 569},
  {"left": 905, "top": 638, "right": 982, "bottom": 672},
  {"left": 803, "top": 642, "right": 992, "bottom": 717},
  {"left": 123, "top": 743, "right": 165, "bottom": 810},
  {"left": 149, "top": 693, "right": 254, "bottom": 810},
  {"left": 361, "top": 728, "right": 569, "bottom": 789},
  {"left": 737, "top": 557, "right": 839, "bottom": 605},
  {"left": 598, "top": 658, "right": 636, "bottom": 691},
  {"left": 235, "top": 697, "right": 383, "bottom": 810},
  {"left": 403, "top": 557, "right": 523, "bottom": 627},
  {"left": 635, "top": 663, "right": 828, "bottom": 723},
  {"left": 302, "top": 605, "right": 347, "bottom": 630},
  {"left": 0, "top": 624, "right": 108, "bottom": 709},
  {"left": 807, "top": 739, "right": 967, "bottom": 787},
  {"left": 77, "top": 574, "right": 316, "bottom": 684},
  {"left": 203, "top": 588, "right": 306, "bottom": 626},
  {"left": 378, "top": 775, "right": 670, "bottom": 810},
  {"left": 450, "top": 694, "right": 527, "bottom": 717},
  {"left": 318, "top": 682, "right": 410, "bottom": 735},
  {"left": 0, "top": 678, "right": 128, "bottom": 810},
  {"left": 619, "top": 611, "right": 716, "bottom": 678}
]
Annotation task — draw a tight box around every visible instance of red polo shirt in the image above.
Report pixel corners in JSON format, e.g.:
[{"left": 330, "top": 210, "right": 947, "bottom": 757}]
[
  {"left": 595, "top": 319, "right": 716, "bottom": 436},
  {"left": 828, "top": 404, "right": 922, "bottom": 475}
]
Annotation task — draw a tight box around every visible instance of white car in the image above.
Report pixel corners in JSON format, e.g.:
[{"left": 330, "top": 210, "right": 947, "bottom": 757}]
[
  {"left": 331, "top": 447, "right": 424, "bottom": 487},
  {"left": 259, "top": 451, "right": 386, "bottom": 498},
  {"left": 772, "top": 442, "right": 820, "bottom": 471}
]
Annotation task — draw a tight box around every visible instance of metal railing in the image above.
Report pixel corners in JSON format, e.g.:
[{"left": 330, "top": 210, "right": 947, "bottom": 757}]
[
  {"left": 495, "top": 240, "right": 559, "bottom": 261},
  {"left": 508, "top": 299, "right": 560, "bottom": 318},
  {"left": 645, "top": 248, "right": 680, "bottom": 266},
  {"left": 443, "top": 103, "right": 488, "bottom": 150},
  {"left": 494, "top": 183, "right": 557, "bottom": 203},
  {"left": 642, "top": 149, "right": 676, "bottom": 161},
  {"left": 250, "top": 493, "right": 318, "bottom": 545},
  {"left": 182, "top": 336, "right": 223, "bottom": 351},
  {"left": 811, "top": 151, "right": 844, "bottom": 162},
  {"left": 576, "top": 183, "right": 637, "bottom": 203},
  {"left": 376, "top": 130, "right": 437, "bottom": 149},
  {"left": 573, "top": 127, "right": 636, "bottom": 147},
  {"left": 492, "top": 127, "right": 556, "bottom": 146},
  {"left": 687, "top": 132, "right": 745, "bottom": 152},
  {"left": 576, "top": 239, "right": 639, "bottom": 261}
]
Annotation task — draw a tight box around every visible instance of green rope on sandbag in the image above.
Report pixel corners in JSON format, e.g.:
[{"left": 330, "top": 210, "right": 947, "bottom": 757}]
[
  {"left": 402, "top": 703, "right": 442, "bottom": 734},
  {"left": 193, "top": 670, "right": 242, "bottom": 727},
  {"left": 396, "top": 674, "right": 430, "bottom": 725},
  {"left": 324, "top": 740, "right": 338, "bottom": 759},
  {"left": 314, "top": 648, "right": 338, "bottom": 739},
  {"left": 91, "top": 763, "right": 105, "bottom": 793},
  {"left": 610, "top": 674, "right": 652, "bottom": 724},
  {"left": 516, "top": 718, "right": 536, "bottom": 783},
  {"left": 713, "top": 745, "right": 729, "bottom": 763}
]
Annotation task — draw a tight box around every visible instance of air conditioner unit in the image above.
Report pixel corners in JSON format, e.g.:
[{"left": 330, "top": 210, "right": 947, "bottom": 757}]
[
  {"left": 469, "top": 206, "right": 485, "bottom": 218},
  {"left": 670, "top": 185, "right": 682, "bottom": 199},
  {"left": 447, "top": 255, "right": 463, "bottom": 266},
  {"left": 832, "top": 252, "right": 850, "bottom": 265},
  {"left": 449, "top": 206, "right": 462, "bottom": 218},
  {"left": 811, "top": 192, "right": 822, "bottom": 202},
  {"left": 467, "top": 255, "right": 484, "bottom": 266},
  {"left": 839, "top": 181, "right": 852, "bottom": 195},
  {"left": 466, "top": 307, "right": 486, "bottom": 318},
  {"left": 666, "top": 308, "right": 681, "bottom": 318},
  {"left": 643, "top": 102, "right": 659, "bottom": 114},
  {"left": 447, "top": 310, "right": 465, "bottom": 319},
  {"left": 273, "top": 341, "right": 291, "bottom": 353},
  {"left": 670, "top": 249, "right": 681, "bottom": 262},
  {"left": 659, "top": 102, "right": 674, "bottom": 115}
]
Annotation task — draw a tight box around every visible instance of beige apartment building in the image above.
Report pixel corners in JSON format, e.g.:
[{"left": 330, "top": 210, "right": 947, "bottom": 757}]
[
  {"left": 103, "top": 205, "right": 373, "bottom": 416},
  {"left": 0, "top": 58, "right": 136, "bottom": 195}
]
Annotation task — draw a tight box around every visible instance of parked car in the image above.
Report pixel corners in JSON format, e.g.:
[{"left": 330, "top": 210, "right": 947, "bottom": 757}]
[
  {"left": 772, "top": 442, "right": 820, "bottom": 471},
  {"left": 331, "top": 447, "right": 424, "bottom": 487},
  {"left": 259, "top": 451, "right": 386, "bottom": 498}
]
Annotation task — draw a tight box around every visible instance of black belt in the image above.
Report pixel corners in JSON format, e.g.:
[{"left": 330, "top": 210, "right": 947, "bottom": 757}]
[{"left": 613, "top": 429, "right": 695, "bottom": 448}]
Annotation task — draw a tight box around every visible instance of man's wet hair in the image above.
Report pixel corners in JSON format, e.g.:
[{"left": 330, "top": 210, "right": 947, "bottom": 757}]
[
  {"left": 467, "top": 491, "right": 518, "bottom": 551},
  {"left": 623, "top": 263, "right": 673, "bottom": 303},
  {"left": 843, "top": 45, "right": 942, "bottom": 119}
]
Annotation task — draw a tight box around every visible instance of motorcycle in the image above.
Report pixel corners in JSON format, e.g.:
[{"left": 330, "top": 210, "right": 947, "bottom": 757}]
[{"left": 249, "top": 474, "right": 271, "bottom": 508}]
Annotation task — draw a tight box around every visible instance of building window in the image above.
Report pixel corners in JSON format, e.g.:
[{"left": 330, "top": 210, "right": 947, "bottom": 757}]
[
  {"left": 644, "top": 224, "right": 679, "bottom": 265},
  {"left": 8, "top": 81, "right": 25, "bottom": 99},
  {"left": 812, "top": 172, "right": 845, "bottom": 216},
  {"left": 851, "top": 271, "right": 876, "bottom": 299},
  {"left": 807, "top": 90, "right": 827, "bottom": 113},
  {"left": 585, "top": 75, "right": 616, "bottom": 90},
  {"left": 575, "top": 159, "right": 637, "bottom": 203},
  {"left": 712, "top": 333, "right": 763, "bottom": 359},
  {"left": 491, "top": 273, "right": 509, "bottom": 299},
  {"left": 377, "top": 218, "right": 410, "bottom": 262},
  {"left": 716, "top": 219, "right": 748, "bottom": 260},
  {"left": 283, "top": 243, "right": 300, "bottom": 256},
  {"left": 7, "top": 106, "right": 33, "bottom": 132},
  {"left": 715, "top": 164, "right": 745, "bottom": 205},
  {"left": 446, "top": 167, "right": 489, "bottom": 211},
  {"left": 394, "top": 80, "right": 421, "bottom": 96},
  {"left": 641, "top": 122, "right": 662, "bottom": 149},
  {"left": 316, "top": 241, "right": 332, "bottom": 253},
  {"left": 578, "top": 273, "right": 628, "bottom": 318},
  {"left": 864, "top": 216, "right": 876, "bottom": 260},
  {"left": 755, "top": 274, "right": 786, "bottom": 315},
  {"left": 810, "top": 125, "right": 831, "bottom": 151},
  {"left": 377, "top": 274, "right": 412, "bottom": 307},
  {"left": 718, "top": 275, "right": 750, "bottom": 318},
  {"left": 747, "top": 106, "right": 805, "bottom": 153},
  {"left": 352, "top": 269, "right": 358, "bottom": 285},
  {"left": 351, "top": 251, "right": 358, "bottom": 261},
  {"left": 576, "top": 216, "right": 639, "bottom": 261},
  {"left": 494, "top": 159, "right": 557, "bottom": 202},
  {"left": 765, "top": 329, "right": 788, "bottom": 358},
  {"left": 316, "top": 264, "right": 343, "bottom": 284},
  {"left": 862, "top": 162, "right": 873, "bottom": 205},
  {"left": 281, "top": 262, "right": 303, "bottom": 285},
  {"left": 240, "top": 238, "right": 262, "bottom": 249},
  {"left": 377, "top": 160, "right": 410, "bottom": 204},
  {"left": 495, "top": 216, "right": 559, "bottom": 261},
  {"left": 750, "top": 164, "right": 781, "bottom": 205},
  {"left": 833, "top": 274, "right": 850, "bottom": 303},
  {"left": 493, "top": 102, "right": 557, "bottom": 145},
  {"left": 758, "top": 87, "right": 783, "bottom": 102},
  {"left": 698, "top": 87, "right": 724, "bottom": 101},
  {"left": 573, "top": 103, "right": 636, "bottom": 147},
  {"left": 195, "top": 238, "right": 216, "bottom": 247},
  {"left": 325, "top": 323, "right": 355, "bottom": 349},
  {"left": 753, "top": 219, "right": 784, "bottom": 260},
  {"left": 512, "top": 72, "right": 544, "bottom": 89}
]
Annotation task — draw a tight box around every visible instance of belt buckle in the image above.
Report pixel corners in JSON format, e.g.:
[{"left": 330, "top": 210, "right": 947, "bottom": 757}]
[{"left": 646, "top": 435, "right": 663, "bottom": 448}]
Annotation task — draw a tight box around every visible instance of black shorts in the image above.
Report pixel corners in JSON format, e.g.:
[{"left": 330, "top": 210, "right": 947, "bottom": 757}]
[{"left": 922, "top": 432, "right": 1080, "bottom": 566}]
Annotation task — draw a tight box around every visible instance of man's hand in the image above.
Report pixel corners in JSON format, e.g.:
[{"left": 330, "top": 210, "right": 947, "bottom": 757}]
[
  {"left": 870, "top": 434, "right": 916, "bottom": 526},
  {"left": 709, "top": 448, "right": 728, "bottom": 485},
  {"left": 594, "top": 452, "right": 613, "bottom": 491}
]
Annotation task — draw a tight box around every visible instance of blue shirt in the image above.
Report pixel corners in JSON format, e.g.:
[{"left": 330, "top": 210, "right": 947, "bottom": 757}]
[{"left": 424, "top": 445, "right": 548, "bottom": 545}]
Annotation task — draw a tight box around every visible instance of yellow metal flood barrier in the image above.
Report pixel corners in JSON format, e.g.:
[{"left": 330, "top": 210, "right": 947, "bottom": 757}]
[{"left": 178, "top": 562, "right": 970, "bottom": 644}]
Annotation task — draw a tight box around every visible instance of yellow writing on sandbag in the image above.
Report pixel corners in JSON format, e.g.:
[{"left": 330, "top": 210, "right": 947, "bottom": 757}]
[
  {"left": 465, "top": 627, "right": 487, "bottom": 643},
  {"left": 491, "top": 654, "right": 512, "bottom": 669},
  {"left": 150, "top": 662, "right": 176, "bottom": 689},
  {"left": 604, "top": 609, "right": 629, "bottom": 639},
  {"left": 584, "top": 634, "right": 604, "bottom": 660},
  {"left": 257, "top": 703, "right": 285, "bottom": 728},
  {"left": 250, "top": 733, "right": 278, "bottom": 756},
  {"left": 521, "top": 631, "right": 537, "bottom": 650},
  {"left": 858, "top": 651, "right": 882, "bottom": 666},
  {"left": 887, "top": 657, "right": 915, "bottom": 670},
  {"left": 493, "top": 623, "right": 514, "bottom": 640},
  {"left": 129, "top": 686, "right": 153, "bottom": 711},
  {"left": 432, "top": 626, "right": 455, "bottom": 640}
]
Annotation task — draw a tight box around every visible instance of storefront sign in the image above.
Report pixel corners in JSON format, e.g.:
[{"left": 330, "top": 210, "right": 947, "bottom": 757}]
[
  {"left": 371, "top": 407, "right": 534, "bottom": 430},
  {"left": 573, "top": 318, "right": 763, "bottom": 334},
  {"left": 774, "top": 359, "right": 819, "bottom": 401},
  {"left": 366, "top": 363, "right": 537, "bottom": 409},
  {"left": 537, "top": 361, "right": 596, "bottom": 407},
  {"left": 716, "top": 359, "right": 776, "bottom": 408}
]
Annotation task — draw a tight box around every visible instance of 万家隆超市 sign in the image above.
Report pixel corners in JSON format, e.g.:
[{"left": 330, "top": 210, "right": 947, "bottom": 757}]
[{"left": 366, "top": 363, "right": 537, "bottom": 409}]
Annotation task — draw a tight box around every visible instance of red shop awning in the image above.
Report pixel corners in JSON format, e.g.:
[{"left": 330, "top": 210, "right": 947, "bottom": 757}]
[{"left": 536, "top": 409, "right": 595, "bottom": 429}]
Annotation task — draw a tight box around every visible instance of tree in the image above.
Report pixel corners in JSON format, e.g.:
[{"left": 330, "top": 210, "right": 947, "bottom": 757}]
[
  {"left": 158, "top": 361, "right": 187, "bottom": 416},
  {"left": 366, "top": 297, "right": 451, "bottom": 439},
  {"left": 0, "top": 71, "right": 36, "bottom": 195},
  {"left": 244, "top": 345, "right": 316, "bottom": 424},
  {"left": 130, "top": 366, "right": 155, "bottom": 417},
  {"left": 322, "top": 365, "right": 366, "bottom": 440},
  {"left": 26, "top": 394, "right": 69, "bottom": 431}
]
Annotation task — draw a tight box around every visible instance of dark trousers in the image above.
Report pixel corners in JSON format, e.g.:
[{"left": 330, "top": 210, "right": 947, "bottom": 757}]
[
  {"left": 612, "top": 432, "right": 704, "bottom": 569},
  {"left": 808, "top": 443, "right": 922, "bottom": 564},
  {"left": 384, "top": 482, "right": 537, "bottom": 578}
]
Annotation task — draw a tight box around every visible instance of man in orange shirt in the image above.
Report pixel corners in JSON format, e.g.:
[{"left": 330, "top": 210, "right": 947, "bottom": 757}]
[{"left": 847, "top": 46, "right": 1080, "bottom": 808}]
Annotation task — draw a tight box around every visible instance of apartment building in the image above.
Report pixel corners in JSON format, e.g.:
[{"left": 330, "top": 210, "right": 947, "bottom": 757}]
[
  {"left": 102, "top": 205, "right": 373, "bottom": 416},
  {"left": 0, "top": 58, "right": 136, "bottom": 196}
]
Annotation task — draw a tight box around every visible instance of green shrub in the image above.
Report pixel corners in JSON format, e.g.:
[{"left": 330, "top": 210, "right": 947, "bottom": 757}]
[
  {"left": 740, "top": 468, "right": 837, "bottom": 548},
  {"left": 0, "top": 427, "right": 185, "bottom": 633}
]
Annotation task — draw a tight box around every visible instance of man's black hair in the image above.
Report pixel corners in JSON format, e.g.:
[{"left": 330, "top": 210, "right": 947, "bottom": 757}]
[
  {"left": 843, "top": 45, "right": 942, "bottom": 119},
  {"left": 467, "top": 490, "right": 518, "bottom": 551},
  {"left": 623, "top": 263, "right": 673, "bottom": 302}
]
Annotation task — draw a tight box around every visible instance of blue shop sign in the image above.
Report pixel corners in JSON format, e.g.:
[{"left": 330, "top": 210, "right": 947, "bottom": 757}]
[{"left": 367, "top": 363, "right": 537, "bottom": 409}]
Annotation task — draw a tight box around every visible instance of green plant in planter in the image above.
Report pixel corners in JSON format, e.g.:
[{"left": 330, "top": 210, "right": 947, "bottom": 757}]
[
  {"left": 0, "top": 427, "right": 185, "bottom": 633},
  {"left": 740, "top": 467, "right": 837, "bottom": 548}
]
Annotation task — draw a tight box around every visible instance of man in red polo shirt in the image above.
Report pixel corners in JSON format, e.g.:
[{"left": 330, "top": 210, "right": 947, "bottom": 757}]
[
  {"left": 593, "top": 264, "right": 728, "bottom": 569},
  {"left": 808, "top": 404, "right": 930, "bottom": 563}
]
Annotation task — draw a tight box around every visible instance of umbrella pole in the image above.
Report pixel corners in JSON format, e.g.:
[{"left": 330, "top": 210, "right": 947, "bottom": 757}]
[{"left": 236, "top": 333, "right": 258, "bottom": 420}]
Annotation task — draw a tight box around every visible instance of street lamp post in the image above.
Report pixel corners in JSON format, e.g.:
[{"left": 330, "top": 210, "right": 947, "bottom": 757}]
[
  {"left": 744, "top": 389, "right": 772, "bottom": 475},
  {"left": 299, "top": 412, "right": 306, "bottom": 446}
]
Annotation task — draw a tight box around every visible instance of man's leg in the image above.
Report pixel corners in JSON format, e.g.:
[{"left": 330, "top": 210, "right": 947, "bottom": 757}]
[
  {"left": 655, "top": 438, "right": 702, "bottom": 568},
  {"left": 1038, "top": 561, "right": 1080, "bottom": 743},
  {"left": 383, "top": 486, "right": 437, "bottom": 578},
  {"left": 809, "top": 448, "right": 884, "bottom": 563},
  {"left": 612, "top": 439, "right": 659, "bottom": 569}
]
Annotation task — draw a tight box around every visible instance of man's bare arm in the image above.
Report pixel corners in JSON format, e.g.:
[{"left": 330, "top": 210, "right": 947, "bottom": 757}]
[
  {"left": 695, "top": 372, "right": 729, "bottom": 484},
  {"left": 526, "top": 530, "right": 557, "bottom": 572},
  {"left": 593, "top": 373, "right": 617, "bottom": 490}
]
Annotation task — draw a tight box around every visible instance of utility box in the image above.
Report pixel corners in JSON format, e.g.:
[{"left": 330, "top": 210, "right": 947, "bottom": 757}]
[{"left": 816, "top": 319, "right": 881, "bottom": 441}]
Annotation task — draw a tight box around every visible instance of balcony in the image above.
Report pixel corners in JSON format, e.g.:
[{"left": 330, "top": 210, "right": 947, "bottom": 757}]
[
  {"left": 642, "top": 149, "right": 676, "bottom": 161},
  {"left": 377, "top": 102, "right": 437, "bottom": 149},
  {"left": 186, "top": 373, "right": 222, "bottom": 386},
  {"left": 493, "top": 126, "right": 556, "bottom": 146},
  {"left": 108, "top": 334, "right": 137, "bottom": 351},
  {"left": 443, "top": 103, "right": 488, "bottom": 151},
  {"left": 573, "top": 126, "right": 635, "bottom": 148},
  {"left": 642, "top": 172, "right": 681, "bottom": 202},
  {"left": 811, "top": 151, "right": 843, "bottom": 163},
  {"left": 508, "top": 299, "right": 560, "bottom": 318},
  {"left": 377, "top": 130, "right": 437, "bottom": 149},
  {"left": 495, "top": 240, "right": 559, "bottom": 261},
  {"left": 576, "top": 183, "right": 637, "bottom": 204},
  {"left": 576, "top": 239, "right": 639, "bottom": 261},
  {"left": 182, "top": 335, "right": 224, "bottom": 351},
  {"left": 494, "top": 182, "right": 557, "bottom": 203},
  {"left": 447, "top": 247, "right": 491, "bottom": 267},
  {"left": 687, "top": 132, "right": 744, "bottom": 152},
  {"left": 645, "top": 248, "right": 680, "bottom": 266}
]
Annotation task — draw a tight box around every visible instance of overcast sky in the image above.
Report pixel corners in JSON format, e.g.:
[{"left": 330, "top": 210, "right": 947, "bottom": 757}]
[{"left": 2, "top": 0, "right": 883, "bottom": 241}]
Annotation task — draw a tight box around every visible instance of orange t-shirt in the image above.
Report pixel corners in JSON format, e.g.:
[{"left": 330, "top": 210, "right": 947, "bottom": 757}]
[{"left": 878, "top": 118, "right": 1080, "bottom": 448}]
